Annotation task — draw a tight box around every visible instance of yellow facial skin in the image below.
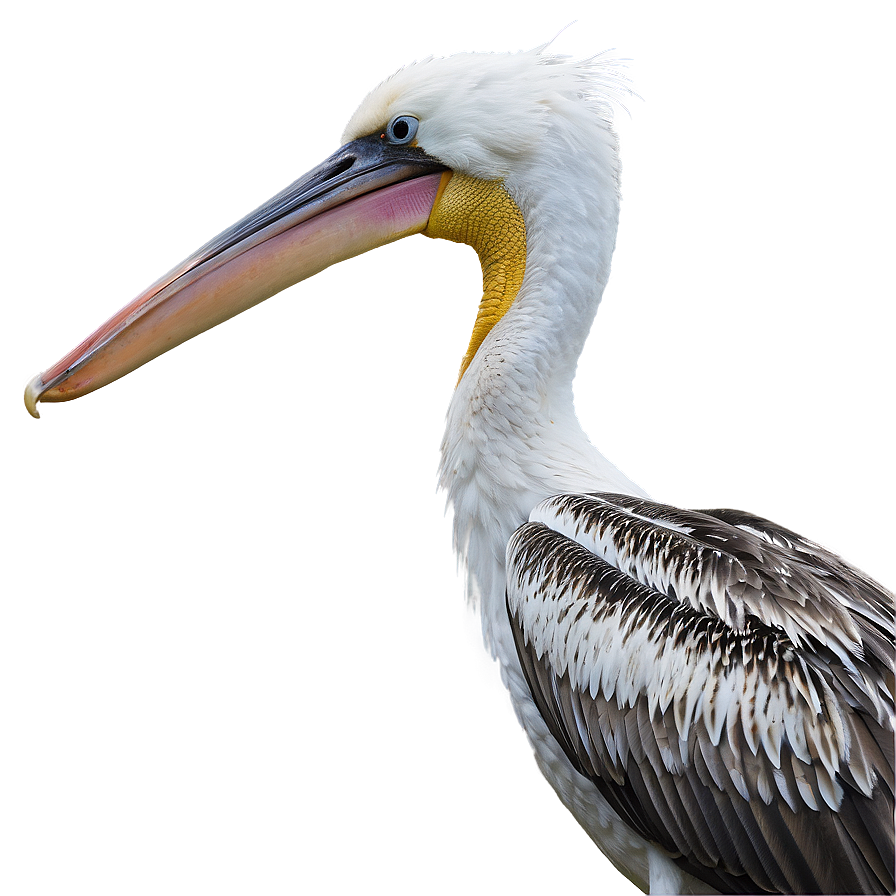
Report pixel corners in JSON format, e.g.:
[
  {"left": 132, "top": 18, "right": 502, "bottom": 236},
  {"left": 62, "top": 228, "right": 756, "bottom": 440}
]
[{"left": 423, "top": 172, "right": 527, "bottom": 381}]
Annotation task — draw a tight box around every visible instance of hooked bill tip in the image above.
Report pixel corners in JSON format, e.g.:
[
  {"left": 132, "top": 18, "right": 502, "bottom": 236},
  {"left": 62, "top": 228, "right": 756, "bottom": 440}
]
[{"left": 24, "top": 374, "right": 44, "bottom": 419}]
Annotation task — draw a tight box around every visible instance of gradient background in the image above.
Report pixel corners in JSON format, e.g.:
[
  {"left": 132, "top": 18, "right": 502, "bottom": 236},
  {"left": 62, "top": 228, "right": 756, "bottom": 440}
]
[{"left": 3, "top": 4, "right": 893, "bottom": 894}]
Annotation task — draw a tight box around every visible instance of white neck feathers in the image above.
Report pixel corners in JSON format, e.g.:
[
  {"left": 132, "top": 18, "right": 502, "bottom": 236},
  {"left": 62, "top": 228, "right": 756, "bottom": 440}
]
[{"left": 439, "top": 116, "right": 644, "bottom": 647}]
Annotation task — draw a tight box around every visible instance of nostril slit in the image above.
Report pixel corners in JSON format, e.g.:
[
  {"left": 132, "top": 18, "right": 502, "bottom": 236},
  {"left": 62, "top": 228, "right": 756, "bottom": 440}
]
[{"left": 329, "top": 157, "right": 355, "bottom": 178}]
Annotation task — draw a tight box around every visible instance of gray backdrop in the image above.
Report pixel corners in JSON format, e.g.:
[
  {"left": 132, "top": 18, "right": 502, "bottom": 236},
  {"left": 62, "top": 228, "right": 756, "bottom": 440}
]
[{"left": 0, "top": 2, "right": 896, "bottom": 896}]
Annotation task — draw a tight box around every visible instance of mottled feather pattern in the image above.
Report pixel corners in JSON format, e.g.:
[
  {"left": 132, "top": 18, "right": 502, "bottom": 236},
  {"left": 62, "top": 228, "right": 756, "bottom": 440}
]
[
  {"left": 506, "top": 493, "right": 894, "bottom": 893},
  {"left": 533, "top": 494, "right": 893, "bottom": 726},
  {"left": 340, "top": 49, "right": 896, "bottom": 893}
]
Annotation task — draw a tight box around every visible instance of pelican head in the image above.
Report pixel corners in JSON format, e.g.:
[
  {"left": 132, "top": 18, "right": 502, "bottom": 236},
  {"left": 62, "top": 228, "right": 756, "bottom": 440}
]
[
  {"left": 25, "top": 48, "right": 626, "bottom": 415},
  {"left": 22, "top": 48, "right": 896, "bottom": 896}
]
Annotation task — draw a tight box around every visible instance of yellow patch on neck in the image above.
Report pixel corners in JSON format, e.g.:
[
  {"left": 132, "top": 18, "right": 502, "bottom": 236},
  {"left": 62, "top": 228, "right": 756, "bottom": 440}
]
[{"left": 423, "top": 172, "right": 526, "bottom": 381}]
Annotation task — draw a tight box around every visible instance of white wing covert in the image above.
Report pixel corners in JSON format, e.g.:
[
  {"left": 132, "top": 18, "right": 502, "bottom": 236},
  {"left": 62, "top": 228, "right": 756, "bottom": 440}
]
[{"left": 506, "top": 493, "right": 894, "bottom": 894}]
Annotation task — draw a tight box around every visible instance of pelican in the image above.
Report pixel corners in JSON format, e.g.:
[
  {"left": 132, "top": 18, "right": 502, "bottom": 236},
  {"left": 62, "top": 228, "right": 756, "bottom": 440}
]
[{"left": 24, "top": 48, "right": 894, "bottom": 895}]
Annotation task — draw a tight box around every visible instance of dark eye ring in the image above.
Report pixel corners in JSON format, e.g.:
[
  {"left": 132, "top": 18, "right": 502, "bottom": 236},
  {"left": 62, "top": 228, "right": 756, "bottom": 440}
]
[{"left": 385, "top": 115, "right": 419, "bottom": 145}]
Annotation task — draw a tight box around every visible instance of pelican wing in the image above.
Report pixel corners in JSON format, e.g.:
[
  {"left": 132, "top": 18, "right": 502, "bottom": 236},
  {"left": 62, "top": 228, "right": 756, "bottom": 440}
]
[{"left": 506, "top": 493, "right": 895, "bottom": 894}]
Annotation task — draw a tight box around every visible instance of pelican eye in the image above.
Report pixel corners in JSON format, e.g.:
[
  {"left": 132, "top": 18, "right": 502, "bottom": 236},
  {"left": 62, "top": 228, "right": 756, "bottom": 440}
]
[{"left": 384, "top": 115, "right": 418, "bottom": 145}]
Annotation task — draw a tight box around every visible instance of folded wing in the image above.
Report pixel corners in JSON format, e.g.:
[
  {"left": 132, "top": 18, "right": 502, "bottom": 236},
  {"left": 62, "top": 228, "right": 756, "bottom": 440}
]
[{"left": 506, "top": 493, "right": 894, "bottom": 894}]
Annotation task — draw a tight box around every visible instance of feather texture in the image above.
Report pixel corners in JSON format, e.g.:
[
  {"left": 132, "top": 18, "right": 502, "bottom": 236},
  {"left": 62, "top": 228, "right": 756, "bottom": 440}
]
[
  {"left": 340, "top": 49, "right": 896, "bottom": 893},
  {"left": 507, "top": 493, "right": 894, "bottom": 893}
]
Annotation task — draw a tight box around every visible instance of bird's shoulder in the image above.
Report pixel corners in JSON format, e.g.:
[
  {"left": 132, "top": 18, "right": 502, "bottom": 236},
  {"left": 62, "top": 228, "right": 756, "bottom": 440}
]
[{"left": 505, "top": 492, "right": 895, "bottom": 894}]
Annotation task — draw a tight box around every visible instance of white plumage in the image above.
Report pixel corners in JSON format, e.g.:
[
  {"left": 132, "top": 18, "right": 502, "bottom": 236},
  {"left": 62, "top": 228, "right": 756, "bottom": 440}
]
[
  {"left": 345, "top": 43, "right": 893, "bottom": 892},
  {"left": 25, "top": 47, "right": 894, "bottom": 895}
]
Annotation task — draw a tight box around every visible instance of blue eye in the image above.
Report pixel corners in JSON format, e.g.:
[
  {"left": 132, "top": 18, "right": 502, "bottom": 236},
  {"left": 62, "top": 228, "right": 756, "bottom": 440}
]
[{"left": 385, "top": 115, "right": 418, "bottom": 145}]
